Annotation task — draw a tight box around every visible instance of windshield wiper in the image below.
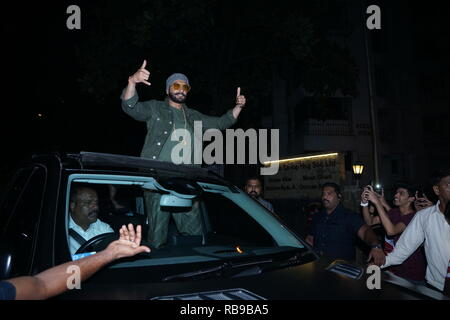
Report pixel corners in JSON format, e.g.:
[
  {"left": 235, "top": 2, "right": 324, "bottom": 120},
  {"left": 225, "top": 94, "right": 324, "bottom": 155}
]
[
  {"left": 161, "top": 249, "right": 314, "bottom": 282},
  {"left": 231, "top": 250, "right": 315, "bottom": 277},
  {"left": 162, "top": 259, "right": 273, "bottom": 282}
]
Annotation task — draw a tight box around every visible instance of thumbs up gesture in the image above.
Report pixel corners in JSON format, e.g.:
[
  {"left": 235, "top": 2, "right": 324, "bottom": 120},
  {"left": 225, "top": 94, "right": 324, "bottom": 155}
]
[
  {"left": 128, "top": 60, "right": 151, "bottom": 86},
  {"left": 236, "top": 87, "right": 246, "bottom": 108}
]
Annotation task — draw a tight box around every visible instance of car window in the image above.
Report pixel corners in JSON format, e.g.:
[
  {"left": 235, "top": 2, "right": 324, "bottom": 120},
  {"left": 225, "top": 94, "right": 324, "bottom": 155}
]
[
  {"left": 97, "top": 184, "right": 147, "bottom": 234},
  {"left": 65, "top": 175, "right": 304, "bottom": 272},
  {"left": 67, "top": 182, "right": 147, "bottom": 259},
  {"left": 0, "top": 166, "right": 46, "bottom": 277},
  {"left": 203, "top": 193, "right": 274, "bottom": 247},
  {"left": 0, "top": 167, "right": 34, "bottom": 233}
]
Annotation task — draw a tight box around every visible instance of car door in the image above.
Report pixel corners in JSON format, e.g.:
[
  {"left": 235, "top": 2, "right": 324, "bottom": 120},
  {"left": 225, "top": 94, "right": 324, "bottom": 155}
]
[{"left": 0, "top": 166, "right": 46, "bottom": 279}]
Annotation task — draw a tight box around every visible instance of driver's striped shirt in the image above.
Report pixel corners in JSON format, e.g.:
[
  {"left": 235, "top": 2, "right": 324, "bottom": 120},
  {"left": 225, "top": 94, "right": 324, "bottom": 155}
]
[{"left": 68, "top": 215, "right": 114, "bottom": 256}]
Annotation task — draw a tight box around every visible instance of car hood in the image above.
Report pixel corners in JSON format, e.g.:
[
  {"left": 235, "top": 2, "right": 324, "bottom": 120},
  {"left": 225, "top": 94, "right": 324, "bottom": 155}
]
[{"left": 58, "top": 257, "right": 435, "bottom": 300}]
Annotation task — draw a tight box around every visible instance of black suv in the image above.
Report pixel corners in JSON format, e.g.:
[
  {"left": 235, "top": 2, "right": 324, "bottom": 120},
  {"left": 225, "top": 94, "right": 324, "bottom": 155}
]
[{"left": 0, "top": 152, "right": 445, "bottom": 300}]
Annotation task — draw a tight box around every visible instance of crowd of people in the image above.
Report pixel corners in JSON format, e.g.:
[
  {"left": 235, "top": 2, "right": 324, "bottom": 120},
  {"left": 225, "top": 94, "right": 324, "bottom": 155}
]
[
  {"left": 301, "top": 169, "right": 450, "bottom": 296},
  {"left": 243, "top": 172, "right": 450, "bottom": 297},
  {"left": 1, "top": 61, "right": 448, "bottom": 300}
]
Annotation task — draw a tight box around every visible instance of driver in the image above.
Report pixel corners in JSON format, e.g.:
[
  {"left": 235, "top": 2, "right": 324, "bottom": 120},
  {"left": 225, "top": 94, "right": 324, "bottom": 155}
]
[{"left": 68, "top": 185, "right": 114, "bottom": 256}]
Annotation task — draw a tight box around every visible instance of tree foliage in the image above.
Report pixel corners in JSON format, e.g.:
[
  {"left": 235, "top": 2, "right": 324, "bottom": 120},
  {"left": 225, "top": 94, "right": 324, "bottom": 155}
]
[{"left": 74, "top": 0, "right": 359, "bottom": 124}]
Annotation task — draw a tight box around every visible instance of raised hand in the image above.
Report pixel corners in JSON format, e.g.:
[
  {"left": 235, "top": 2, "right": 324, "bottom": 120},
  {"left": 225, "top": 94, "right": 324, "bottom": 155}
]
[
  {"left": 366, "top": 188, "right": 380, "bottom": 204},
  {"left": 380, "top": 188, "right": 385, "bottom": 199},
  {"left": 106, "top": 224, "right": 150, "bottom": 260},
  {"left": 361, "top": 187, "right": 370, "bottom": 204},
  {"left": 236, "top": 87, "right": 246, "bottom": 108},
  {"left": 128, "top": 60, "right": 151, "bottom": 86},
  {"left": 414, "top": 191, "right": 433, "bottom": 211},
  {"left": 367, "top": 247, "right": 386, "bottom": 266}
]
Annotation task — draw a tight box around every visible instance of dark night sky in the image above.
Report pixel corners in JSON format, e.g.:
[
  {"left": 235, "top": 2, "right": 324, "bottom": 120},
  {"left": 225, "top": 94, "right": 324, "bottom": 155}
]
[
  {"left": 1, "top": 1, "right": 449, "bottom": 185},
  {"left": 1, "top": 1, "right": 144, "bottom": 166}
]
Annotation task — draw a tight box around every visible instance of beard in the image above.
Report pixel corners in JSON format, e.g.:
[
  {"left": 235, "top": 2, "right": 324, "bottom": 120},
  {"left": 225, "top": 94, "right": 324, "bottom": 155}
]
[
  {"left": 169, "top": 91, "right": 187, "bottom": 104},
  {"left": 248, "top": 191, "right": 258, "bottom": 198}
]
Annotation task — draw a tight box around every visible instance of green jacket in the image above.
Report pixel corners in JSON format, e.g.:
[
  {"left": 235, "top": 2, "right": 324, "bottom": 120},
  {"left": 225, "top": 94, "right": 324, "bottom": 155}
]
[{"left": 121, "top": 91, "right": 237, "bottom": 160}]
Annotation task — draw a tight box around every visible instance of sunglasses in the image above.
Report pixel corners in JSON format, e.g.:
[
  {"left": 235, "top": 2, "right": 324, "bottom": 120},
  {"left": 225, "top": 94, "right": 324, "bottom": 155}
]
[{"left": 171, "top": 82, "right": 191, "bottom": 92}]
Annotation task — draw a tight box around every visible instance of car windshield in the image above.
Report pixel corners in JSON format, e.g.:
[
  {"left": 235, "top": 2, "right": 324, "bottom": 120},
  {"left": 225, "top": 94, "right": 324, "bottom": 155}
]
[{"left": 65, "top": 174, "right": 307, "bottom": 280}]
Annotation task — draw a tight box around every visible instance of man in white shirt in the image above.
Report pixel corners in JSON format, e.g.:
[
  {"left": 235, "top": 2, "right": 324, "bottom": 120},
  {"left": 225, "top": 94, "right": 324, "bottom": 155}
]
[
  {"left": 378, "top": 170, "right": 450, "bottom": 292},
  {"left": 69, "top": 185, "right": 114, "bottom": 256}
]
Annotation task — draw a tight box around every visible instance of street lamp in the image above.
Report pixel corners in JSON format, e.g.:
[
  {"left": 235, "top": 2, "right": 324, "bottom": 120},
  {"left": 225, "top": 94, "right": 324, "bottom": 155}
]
[{"left": 352, "top": 161, "right": 364, "bottom": 187}]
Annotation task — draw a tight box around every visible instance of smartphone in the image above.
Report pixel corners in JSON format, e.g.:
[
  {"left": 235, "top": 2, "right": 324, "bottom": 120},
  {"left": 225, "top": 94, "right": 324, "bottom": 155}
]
[
  {"left": 416, "top": 188, "right": 426, "bottom": 199},
  {"left": 374, "top": 184, "right": 382, "bottom": 193}
]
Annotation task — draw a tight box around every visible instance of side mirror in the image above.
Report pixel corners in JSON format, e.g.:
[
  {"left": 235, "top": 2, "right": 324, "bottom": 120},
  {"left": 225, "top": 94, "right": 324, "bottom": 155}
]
[{"left": 160, "top": 194, "right": 193, "bottom": 208}]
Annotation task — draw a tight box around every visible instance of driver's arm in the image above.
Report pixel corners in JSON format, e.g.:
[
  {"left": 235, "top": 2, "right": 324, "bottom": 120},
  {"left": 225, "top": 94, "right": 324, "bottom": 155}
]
[{"left": 6, "top": 225, "right": 150, "bottom": 300}]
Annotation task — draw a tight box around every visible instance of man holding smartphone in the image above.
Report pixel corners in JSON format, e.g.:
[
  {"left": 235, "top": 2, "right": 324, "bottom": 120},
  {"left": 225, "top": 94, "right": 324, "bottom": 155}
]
[
  {"left": 361, "top": 183, "right": 427, "bottom": 284},
  {"left": 374, "top": 170, "right": 450, "bottom": 294},
  {"left": 414, "top": 189, "right": 434, "bottom": 211},
  {"left": 306, "top": 182, "right": 385, "bottom": 265}
]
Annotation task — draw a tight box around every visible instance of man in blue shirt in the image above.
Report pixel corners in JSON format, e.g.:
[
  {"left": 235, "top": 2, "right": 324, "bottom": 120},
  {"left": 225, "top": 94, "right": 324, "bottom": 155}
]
[
  {"left": 306, "top": 182, "right": 385, "bottom": 264},
  {"left": 245, "top": 177, "right": 275, "bottom": 212}
]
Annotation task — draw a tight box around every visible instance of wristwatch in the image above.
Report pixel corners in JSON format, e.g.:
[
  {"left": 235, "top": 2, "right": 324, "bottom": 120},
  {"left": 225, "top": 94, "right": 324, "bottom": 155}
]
[
  {"left": 371, "top": 244, "right": 382, "bottom": 250},
  {"left": 360, "top": 201, "right": 369, "bottom": 207}
]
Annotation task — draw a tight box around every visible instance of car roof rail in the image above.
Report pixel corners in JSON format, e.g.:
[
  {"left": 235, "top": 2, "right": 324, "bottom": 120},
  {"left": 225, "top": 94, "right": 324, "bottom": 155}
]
[
  {"left": 63, "top": 151, "right": 239, "bottom": 191},
  {"left": 31, "top": 151, "right": 82, "bottom": 169}
]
